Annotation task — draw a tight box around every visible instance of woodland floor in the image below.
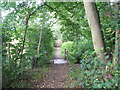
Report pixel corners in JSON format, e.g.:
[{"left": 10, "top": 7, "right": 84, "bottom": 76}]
[{"left": 17, "top": 40, "right": 70, "bottom": 88}]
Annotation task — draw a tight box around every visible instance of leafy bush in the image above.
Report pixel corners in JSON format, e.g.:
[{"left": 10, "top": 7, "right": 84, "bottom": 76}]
[
  {"left": 60, "top": 41, "right": 74, "bottom": 57},
  {"left": 61, "top": 40, "right": 94, "bottom": 64}
]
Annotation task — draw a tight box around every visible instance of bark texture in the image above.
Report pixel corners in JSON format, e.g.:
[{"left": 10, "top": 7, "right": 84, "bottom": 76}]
[{"left": 83, "top": 1, "right": 105, "bottom": 61}]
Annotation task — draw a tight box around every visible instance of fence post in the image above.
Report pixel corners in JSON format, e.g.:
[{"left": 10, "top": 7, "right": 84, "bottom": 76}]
[
  {"left": 65, "top": 49, "right": 66, "bottom": 60},
  {"left": 67, "top": 51, "right": 68, "bottom": 61},
  {"left": 65, "top": 49, "right": 68, "bottom": 61}
]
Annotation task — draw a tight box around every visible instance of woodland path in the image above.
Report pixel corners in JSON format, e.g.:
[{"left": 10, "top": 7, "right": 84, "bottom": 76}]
[{"left": 38, "top": 40, "right": 70, "bottom": 88}]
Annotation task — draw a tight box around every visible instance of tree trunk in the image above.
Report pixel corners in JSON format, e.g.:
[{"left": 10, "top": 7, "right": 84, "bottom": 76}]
[
  {"left": 20, "top": 15, "right": 30, "bottom": 67},
  {"left": 32, "top": 10, "right": 45, "bottom": 68},
  {"left": 37, "top": 12, "right": 45, "bottom": 55},
  {"left": 6, "top": 42, "right": 12, "bottom": 70},
  {"left": 83, "top": 1, "right": 105, "bottom": 61},
  {"left": 0, "top": 9, "right": 2, "bottom": 90},
  {"left": 19, "top": 6, "right": 41, "bottom": 68},
  {"left": 114, "top": 30, "right": 120, "bottom": 64},
  {"left": 37, "top": 28, "right": 43, "bottom": 55},
  {"left": 83, "top": 0, "right": 113, "bottom": 80},
  {"left": 7, "top": 43, "right": 11, "bottom": 60}
]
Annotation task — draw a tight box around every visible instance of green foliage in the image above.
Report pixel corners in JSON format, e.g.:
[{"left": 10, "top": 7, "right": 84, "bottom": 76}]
[
  {"left": 61, "top": 41, "right": 73, "bottom": 56},
  {"left": 2, "top": 2, "right": 55, "bottom": 88},
  {"left": 1, "top": 1, "right": 120, "bottom": 89},
  {"left": 96, "top": 2, "right": 119, "bottom": 54},
  {"left": 68, "top": 53, "right": 120, "bottom": 88},
  {"left": 61, "top": 39, "right": 94, "bottom": 64}
]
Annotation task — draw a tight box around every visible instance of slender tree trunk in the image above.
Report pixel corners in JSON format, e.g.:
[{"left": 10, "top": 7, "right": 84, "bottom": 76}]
[
  {"left": 114, "top": 30, "right": 120, "bottom": 64},
  {"left": 19, "top": 6, "right": 41, "bottom": 68},
  {"left": 0, "top": 8, "right": 2, "bottom": 89},
  {"left": 37, "top": 29, "right": 42, "bottom": 55},
  {"left": 6, "top": 42, "right": 12, "bottom": 70},
  {"left": 37, "top": 11, "right": 45, "bottom": 55},
  {"left": 7, "top": 43, "right": 11, "bottom": 60},
  {"left": 20, "top": 15, "right": 30, "bottom": 67},
  {"left": 83, "top": 1, "right": 105, "bottom": 61},
  {"left": 32, "top": 10, "right": 45, "bottom": 68}
]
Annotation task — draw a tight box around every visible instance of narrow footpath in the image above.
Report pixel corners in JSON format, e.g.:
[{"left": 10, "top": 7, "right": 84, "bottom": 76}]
[{"left": 39, "top": 40, "right": 69, "bottom": 88}]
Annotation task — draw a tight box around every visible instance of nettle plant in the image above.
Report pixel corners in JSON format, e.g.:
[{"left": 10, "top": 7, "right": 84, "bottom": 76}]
[{"left": 70, "top": 52, "right": 120, "bottom": 88}]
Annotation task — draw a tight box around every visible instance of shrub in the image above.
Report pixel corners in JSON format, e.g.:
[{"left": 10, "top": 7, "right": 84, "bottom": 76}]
[{"left": 60, "top": 41, "right": 74, "bottom": 58}]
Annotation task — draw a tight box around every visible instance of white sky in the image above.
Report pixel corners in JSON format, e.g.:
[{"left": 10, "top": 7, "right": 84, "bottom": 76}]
[
  {"left": 2, "top": 10, "right": 10, "bottom": 17},
  {"left": 1, "top": 0, "right": 45, "bottom": 17}
]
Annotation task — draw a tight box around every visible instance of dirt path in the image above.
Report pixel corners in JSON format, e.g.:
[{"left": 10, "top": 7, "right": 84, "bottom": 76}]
[
  {"left": 55, "top": 47, "right": 63, "bottom": 59},
  {"left": 39, "top": 40, "right": 69, "bottom": 88}
]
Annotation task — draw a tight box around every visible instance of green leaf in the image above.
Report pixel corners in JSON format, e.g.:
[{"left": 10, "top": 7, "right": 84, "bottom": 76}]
[{"left": 105, "top": 55, "right": 109, "bottom": 59}]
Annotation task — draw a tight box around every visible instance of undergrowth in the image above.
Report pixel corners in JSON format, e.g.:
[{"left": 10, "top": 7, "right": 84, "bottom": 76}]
[
  {"left": 4, "top": 65, "right": 51, "bottom": 88},
  {"left": 67, "top": 53, "right": 120, "bottom": 88}
]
